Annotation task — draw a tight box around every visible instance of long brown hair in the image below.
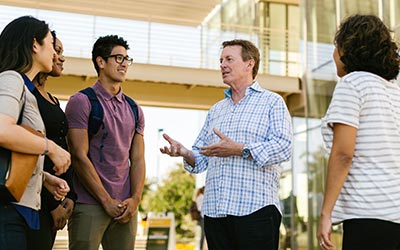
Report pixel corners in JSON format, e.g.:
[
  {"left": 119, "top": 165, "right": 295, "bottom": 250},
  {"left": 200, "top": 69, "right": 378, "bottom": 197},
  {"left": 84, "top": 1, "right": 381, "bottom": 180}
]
[{"left": 0, "top": 16, "right": 49, "bottom": 74}]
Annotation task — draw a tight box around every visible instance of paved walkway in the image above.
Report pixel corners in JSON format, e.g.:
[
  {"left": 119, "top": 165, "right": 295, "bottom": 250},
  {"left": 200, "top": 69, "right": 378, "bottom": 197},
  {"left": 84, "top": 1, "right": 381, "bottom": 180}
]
[{"left": 52, "top": 228, "right": 147, "bottom": 250}]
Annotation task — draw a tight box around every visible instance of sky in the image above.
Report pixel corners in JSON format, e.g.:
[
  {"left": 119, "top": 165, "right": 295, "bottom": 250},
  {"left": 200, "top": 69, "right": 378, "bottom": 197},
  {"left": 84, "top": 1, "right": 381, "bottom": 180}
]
[{"left": 141, "top": 106, "right": 208, "bottom": 183}]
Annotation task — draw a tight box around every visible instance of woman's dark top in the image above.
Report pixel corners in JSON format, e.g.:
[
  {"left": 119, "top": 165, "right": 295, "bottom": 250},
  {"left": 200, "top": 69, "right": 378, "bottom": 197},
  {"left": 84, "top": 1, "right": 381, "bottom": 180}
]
[{"left": 32, "top": 88, "right": 76, "bottom": 211}]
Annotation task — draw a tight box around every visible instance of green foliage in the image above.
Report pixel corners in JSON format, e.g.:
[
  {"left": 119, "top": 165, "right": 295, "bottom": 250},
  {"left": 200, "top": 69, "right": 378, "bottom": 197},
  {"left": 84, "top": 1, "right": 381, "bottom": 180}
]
[
  {"left": 140, "top": 165, "right": 197, "bottom": 238},
  {"left": 138, "top": 178, "right": 155, "bottom": 212}
]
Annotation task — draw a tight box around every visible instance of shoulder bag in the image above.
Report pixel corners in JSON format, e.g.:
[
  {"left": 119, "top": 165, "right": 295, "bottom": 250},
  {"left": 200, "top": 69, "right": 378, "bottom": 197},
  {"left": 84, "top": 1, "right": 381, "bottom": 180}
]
[{"left": 0, "top": 88, "right": 44, "bottom": 203}]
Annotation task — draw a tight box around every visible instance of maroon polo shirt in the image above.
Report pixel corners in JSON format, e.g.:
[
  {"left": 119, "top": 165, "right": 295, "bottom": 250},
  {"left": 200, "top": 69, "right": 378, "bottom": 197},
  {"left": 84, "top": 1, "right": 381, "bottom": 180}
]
[{"left": 65, "top": 81, "right": 144, "bottom": 204}]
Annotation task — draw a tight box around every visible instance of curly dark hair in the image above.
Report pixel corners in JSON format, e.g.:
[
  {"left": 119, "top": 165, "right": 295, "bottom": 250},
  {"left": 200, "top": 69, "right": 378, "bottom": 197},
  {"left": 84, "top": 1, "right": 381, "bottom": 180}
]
[
  {"left": 335, "top": 14, "right": 400, "bottom": 80},
  {"left": 92, "top": 35, "right": 130, "bottom": 76},
  {"left": 222, "top": 39, "right": 260, "bottom": 79}
]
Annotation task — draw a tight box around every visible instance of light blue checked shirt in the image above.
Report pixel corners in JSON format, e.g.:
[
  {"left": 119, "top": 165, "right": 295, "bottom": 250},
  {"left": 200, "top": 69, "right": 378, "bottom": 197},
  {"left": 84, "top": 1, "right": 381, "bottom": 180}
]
[{"left": 184, "top": 81, "right": 292, "bottom": 217}]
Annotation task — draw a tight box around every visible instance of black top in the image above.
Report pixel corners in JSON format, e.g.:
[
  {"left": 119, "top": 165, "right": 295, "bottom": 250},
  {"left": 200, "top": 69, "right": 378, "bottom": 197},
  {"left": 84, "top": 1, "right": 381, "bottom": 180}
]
[{"left": 32, "top": 88, "right": 76, "bottom": 211}]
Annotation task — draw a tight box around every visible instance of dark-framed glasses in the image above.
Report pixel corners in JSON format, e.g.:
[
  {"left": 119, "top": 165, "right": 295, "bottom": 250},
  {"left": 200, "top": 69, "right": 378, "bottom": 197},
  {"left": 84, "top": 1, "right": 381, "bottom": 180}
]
[{"left": 104, "top": 54, "right": 133, "bottom": 66}]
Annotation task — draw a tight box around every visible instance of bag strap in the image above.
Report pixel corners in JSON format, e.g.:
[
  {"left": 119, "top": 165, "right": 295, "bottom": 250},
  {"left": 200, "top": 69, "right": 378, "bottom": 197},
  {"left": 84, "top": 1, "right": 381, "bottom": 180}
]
[
  {"left": 79, "top": 87, "right": 140, "bottom": 162},
  {"left": 124, "top": 94, "right": 139, "bottom": 132},
  {"left": 17, "top": 86, "right": 26, "bottom": 125},
  {"left": 79, "top": 87, "right": 140, "bottom": 135},
  {"left": 79, "top": 87, "right": 106, "bottom": 161},
  {"left": 79, "top": 87, "right": 104, "bottom": 137}
]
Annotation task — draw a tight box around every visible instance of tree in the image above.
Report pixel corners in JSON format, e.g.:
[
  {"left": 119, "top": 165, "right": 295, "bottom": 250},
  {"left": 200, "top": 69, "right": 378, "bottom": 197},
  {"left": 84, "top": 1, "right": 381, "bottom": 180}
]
[{"left": 140, "top": 164, "right": 197, "bottom": 239}]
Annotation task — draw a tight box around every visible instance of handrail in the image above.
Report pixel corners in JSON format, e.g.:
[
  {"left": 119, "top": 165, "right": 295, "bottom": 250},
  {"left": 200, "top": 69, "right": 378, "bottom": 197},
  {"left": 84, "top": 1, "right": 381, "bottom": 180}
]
[{"left": 0, "top": 4, "right": 300, "bottom": 77}]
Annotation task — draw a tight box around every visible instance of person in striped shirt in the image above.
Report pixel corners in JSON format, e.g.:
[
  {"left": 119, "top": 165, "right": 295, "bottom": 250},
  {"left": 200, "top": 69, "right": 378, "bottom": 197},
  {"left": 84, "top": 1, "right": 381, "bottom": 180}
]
[
  {"left": 317, "top": 15, "right": 400, "bottom": 250},
  {"left": 160, "top": 39, "right": 293, "bottom": 250}
]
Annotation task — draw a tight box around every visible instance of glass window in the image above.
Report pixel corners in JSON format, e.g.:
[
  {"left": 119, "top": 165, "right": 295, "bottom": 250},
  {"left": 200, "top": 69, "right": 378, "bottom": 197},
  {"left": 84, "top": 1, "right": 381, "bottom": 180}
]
[
  {"left": 288, "top": 5, "right": 299, "bottom": 53},
  {"left": 269, "top": 61, "right": 285, "bottom": 75},
  {"left": 340, "top": 0, "right": 379, "bottom": 18},
  {"left": 269, "top": 3, "right": 286, "bottom": 51}
]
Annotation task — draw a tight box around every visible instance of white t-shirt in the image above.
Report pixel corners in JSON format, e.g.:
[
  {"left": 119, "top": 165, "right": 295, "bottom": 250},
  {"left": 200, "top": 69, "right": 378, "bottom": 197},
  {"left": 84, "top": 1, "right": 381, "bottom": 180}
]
[{"left": 321, "top": 71, "right": 400, "bottom": 224}]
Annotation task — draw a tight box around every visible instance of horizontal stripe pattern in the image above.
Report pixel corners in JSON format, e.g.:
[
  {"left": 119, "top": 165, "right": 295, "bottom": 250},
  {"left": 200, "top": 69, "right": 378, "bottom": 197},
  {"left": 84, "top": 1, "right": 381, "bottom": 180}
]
[{"left": 321, "top": 71, "right": 400, "bottom": 224}]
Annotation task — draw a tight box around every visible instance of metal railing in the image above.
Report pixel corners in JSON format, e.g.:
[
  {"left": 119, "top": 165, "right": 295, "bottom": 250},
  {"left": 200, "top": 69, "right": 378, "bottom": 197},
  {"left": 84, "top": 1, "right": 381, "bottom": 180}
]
[{"left": 0, "top": 4, "right": 300, "bottom": 77}]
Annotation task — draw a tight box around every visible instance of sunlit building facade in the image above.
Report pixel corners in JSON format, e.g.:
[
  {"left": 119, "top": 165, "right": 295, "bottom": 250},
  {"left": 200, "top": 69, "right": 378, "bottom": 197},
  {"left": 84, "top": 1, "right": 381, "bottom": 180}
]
[
  {"left": 299, "top": 1, "right": 400, "bottom": 249},
  {"left": 201, "top": 0, "right": 400, "bottom": 249}
]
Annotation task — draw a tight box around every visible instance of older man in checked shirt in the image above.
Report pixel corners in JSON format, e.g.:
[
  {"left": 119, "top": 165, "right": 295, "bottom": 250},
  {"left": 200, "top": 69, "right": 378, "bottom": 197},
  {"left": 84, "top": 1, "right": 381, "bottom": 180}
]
[{"left": 160, "top": 39, "right": 293, "bottom": 250}]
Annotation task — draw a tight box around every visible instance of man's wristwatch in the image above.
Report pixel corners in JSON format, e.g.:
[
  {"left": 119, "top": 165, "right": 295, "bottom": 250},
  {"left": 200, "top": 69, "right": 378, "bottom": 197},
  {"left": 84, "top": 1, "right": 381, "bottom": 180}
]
[{"left": 241, "top": 146, "right": 251, "bottom": 159}]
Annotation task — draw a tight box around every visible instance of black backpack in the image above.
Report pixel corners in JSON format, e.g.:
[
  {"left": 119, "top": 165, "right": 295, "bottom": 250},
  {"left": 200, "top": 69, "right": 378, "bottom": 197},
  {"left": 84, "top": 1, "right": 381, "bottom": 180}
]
[{"left": 79, "top": 87, "right": 139, "bottom": 161}]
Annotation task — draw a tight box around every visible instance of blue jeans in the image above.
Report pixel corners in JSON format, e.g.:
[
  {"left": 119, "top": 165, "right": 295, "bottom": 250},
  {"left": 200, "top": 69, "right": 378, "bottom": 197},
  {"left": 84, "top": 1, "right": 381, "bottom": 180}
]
[
  {"left": 204, "top": 205, "right": 281, "bottom": 250},
  {"left": 0, "top": 203, "right": 28, "bottom": 250}
]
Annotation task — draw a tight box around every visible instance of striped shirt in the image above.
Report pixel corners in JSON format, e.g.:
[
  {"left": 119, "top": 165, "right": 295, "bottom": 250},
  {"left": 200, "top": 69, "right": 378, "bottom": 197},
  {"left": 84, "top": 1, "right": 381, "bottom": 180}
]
[
  {"left": 184, "top": 81, "right": 293, "bottom": 218},
  {"left": 321, "top": 71, "right": 400, "bottom": 224}
]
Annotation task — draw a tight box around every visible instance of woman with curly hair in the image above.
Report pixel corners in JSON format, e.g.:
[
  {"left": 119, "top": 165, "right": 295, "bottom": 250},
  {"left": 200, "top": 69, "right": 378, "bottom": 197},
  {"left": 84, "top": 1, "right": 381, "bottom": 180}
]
[{"left": 317, "top": 14, "right": 400, "bottom": 250}]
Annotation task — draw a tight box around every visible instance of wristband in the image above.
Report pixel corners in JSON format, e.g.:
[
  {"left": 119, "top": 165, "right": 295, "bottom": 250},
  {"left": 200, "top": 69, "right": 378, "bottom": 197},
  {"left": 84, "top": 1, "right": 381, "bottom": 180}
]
[{"left": 42, "top": 137, "right": 49, "bottom": 155}]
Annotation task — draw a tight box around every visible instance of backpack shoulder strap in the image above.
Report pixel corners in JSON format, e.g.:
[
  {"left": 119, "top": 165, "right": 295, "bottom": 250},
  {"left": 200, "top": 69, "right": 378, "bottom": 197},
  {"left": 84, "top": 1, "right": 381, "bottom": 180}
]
[
  {"left": 123, "top": 94, "right": 139, "bottom": 132},
  {"left": 79, "top": 87, "right": 104, "bottom": 137},
  {"left": 79, "top": 87, "right": 108, "bottom": 162}
]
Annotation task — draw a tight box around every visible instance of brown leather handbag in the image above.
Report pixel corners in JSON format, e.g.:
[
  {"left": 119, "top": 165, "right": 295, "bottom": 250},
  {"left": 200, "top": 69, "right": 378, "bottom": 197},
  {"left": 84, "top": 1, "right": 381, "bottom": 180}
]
[
  {"left": 0, "top": 125, "right": 44, "bottom": 203},
  {"left": 0, "top": 125, "right": 44, "bottom": 202},
  {"left": 0, "top": 86, "right": 45, "bottom": 203}
]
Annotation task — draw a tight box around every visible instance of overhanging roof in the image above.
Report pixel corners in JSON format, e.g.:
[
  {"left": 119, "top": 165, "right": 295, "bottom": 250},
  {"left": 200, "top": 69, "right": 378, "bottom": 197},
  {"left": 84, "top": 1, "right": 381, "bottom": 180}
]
[
  {"left": 1, "top": 0, "right": 304, "bottom": 115},
  {"left": 0, "top": 0, "right": 299, "bottom": 26},
  {"left": 63, "top": 57, "right": 301, "bottom": 94},
  {"left": 46, "top": 57, "right": 303, "bottom": 114},
  {"left": 0, "top": 0, "right": 221, "bottom": 26}
]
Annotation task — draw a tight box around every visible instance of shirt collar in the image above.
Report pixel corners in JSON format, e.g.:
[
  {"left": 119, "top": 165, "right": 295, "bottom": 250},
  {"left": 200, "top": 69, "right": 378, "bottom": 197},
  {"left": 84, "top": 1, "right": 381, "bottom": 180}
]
[
  {"left": 92, "top": 80, "right": 124, "bottom": 102},
  {"left": 20, "top": 73, "right": 35, "bottom": 92},
  {"left": 224, "top": 81, "right": 263, "bottom": 98}
]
